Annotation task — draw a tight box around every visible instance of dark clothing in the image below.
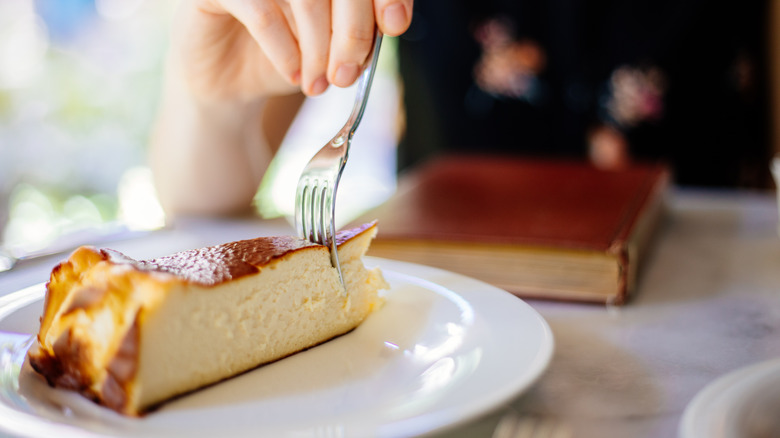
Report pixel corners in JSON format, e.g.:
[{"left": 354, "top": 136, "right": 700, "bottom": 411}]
[{"left": 397, "top": 0, "right": 771, "bottom": 188}]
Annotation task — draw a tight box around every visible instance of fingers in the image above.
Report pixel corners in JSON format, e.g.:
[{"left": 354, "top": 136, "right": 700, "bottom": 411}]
[
  {"left": 327, "top": 0, "right": 412, "bottom": 88},
  {"left": 219, "top": 0, "right": 302, "bottom": 86},
  {"left": 328, "top": 0, "right": 376, "bottom": 88},
  {"left": 374, "top": 0, "right": 413, "bottom": 37},
  {"left": 208, "top": 0, "right": 413, "bottom": 95},
  {"left": 290, "top": 0, "right": 332, "bottom": 95}
]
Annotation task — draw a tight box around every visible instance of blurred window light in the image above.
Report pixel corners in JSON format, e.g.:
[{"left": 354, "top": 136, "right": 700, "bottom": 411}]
[
  {"left": 95, "top": 0, "right": 145, "bottom": 21},
  {"left": 2, "top": 184, "right": 58, "bottom": 253},
  {"left": 1, "top": 183, "right": 131, "bottom": 255},
  {"left": 0, "top": 1, "right": 49, "bottom": 89},
  {"left": 1, "top": 0, "right": 172, "bottom": 253},
  {"left": 34, "top": 0, "right": 96, "bottom": 41},
  {"left": 117, "top": 166, "right": 165, "bottom": 231},
  {"left": 63, "top": 195, "right": 103, "bottom": 228}
]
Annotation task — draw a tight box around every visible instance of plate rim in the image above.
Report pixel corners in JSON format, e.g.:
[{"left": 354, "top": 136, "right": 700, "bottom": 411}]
[
  {"left": 0, "top": 257, "right": 554, "bottom": 438},
  {"left": 679, "top": 357, "right": 780, "bottom": 438}
]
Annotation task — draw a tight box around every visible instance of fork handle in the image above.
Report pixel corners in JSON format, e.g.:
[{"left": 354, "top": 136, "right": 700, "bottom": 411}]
[{"left": 333, "top": 29, "right": 383, "bottom": 147}]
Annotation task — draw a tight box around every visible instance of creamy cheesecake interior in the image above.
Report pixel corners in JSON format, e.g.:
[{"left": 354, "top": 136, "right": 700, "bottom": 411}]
[{"left": 27, "top": 222, "right": 387, "bottom": 416}]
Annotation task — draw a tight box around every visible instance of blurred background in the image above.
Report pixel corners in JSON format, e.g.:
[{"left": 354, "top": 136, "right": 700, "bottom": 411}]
[
  {"left": 0, "top": 0, "right": 171, "bottom": 257},
  {"left": 0, "top": 0, "right": 400, "bottom": 260},
  {"left": 0, "top": 0, "right": 778, "bottom": 259}
]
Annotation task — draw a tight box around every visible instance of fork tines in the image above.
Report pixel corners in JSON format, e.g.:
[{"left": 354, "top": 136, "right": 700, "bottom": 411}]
[{"left": 297, "top": 177, "right": 334, "bottom": 246}]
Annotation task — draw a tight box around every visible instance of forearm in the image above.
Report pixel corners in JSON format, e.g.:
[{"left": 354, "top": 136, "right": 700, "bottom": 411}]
[
  {"left": 149, "top": 72, "right": 272, "bottom": 217},
  {"left": 149, "top": 0, "right": 412, "bottom": 218}
]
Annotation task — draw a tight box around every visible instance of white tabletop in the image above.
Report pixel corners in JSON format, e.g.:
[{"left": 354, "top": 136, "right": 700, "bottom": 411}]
[
  {"left": 2, "top": 188, "right": 779, "bottom": 438},
  {"left": 434, "top": 188, "right": 780, "bottom": 437}
]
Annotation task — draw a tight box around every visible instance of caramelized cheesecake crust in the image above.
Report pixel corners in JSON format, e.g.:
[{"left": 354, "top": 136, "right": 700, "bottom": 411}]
[{"left": 27, "top": 222, "right": 384, "bottom": 415}]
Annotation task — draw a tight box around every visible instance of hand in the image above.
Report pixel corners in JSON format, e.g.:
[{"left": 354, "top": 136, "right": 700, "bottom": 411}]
[{"left": 172, "top": 0, "right": 413, "bottom": 102}]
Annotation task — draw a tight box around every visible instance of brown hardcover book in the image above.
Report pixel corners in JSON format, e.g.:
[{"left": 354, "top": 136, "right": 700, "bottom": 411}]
[{"left": 356, "top": 155, "right": 669, "bottom": 305}]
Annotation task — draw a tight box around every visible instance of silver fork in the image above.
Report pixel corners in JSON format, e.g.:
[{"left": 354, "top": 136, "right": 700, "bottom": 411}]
[{"left": 294, "top": 30, "right": 383, "bottom": 289}]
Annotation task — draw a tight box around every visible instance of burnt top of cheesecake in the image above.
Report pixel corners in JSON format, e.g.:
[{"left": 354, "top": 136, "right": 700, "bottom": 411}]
[{"left": 95, "top": 222, "right": 377, "bottom": 287}]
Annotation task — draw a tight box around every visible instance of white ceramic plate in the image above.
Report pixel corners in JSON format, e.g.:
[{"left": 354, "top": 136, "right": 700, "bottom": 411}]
[
  {"left": 0, "top": 258, "right": 553, "bottom": 438},
  {"left": 680, "top": 358, "right": 780, "bottom": 438}
]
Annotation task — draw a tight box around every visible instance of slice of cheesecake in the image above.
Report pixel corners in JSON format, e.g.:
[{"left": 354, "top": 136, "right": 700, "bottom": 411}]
[{"left": 27, "top": 222, "right": 387, "bottom": 416}]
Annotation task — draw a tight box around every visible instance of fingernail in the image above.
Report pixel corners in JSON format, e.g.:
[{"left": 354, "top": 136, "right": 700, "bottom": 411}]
[
  {"left": 383, "top": 3, "right": 408, "bottom": 35},
  {"left": 310, "top": 76, "right": 329, "bottom": 95},
  {"left": 333, "top": 63, "right": 359, "bottom": 87}
]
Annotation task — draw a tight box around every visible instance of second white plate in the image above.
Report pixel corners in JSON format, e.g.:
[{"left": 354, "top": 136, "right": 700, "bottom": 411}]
[
  {"left": 0, "top": 257, "right": 554, "bottom": 438},
  {"left": 680, "top": 358, "right": 780, "bottom": 438}
]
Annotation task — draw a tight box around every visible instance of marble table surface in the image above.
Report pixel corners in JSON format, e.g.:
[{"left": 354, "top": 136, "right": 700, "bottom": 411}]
[
  {"left": 1, "top": 188, "right": 779, "bottom": 437},
  {"left": 436, "top": 188, "right": 780, "bottom": 438}
]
